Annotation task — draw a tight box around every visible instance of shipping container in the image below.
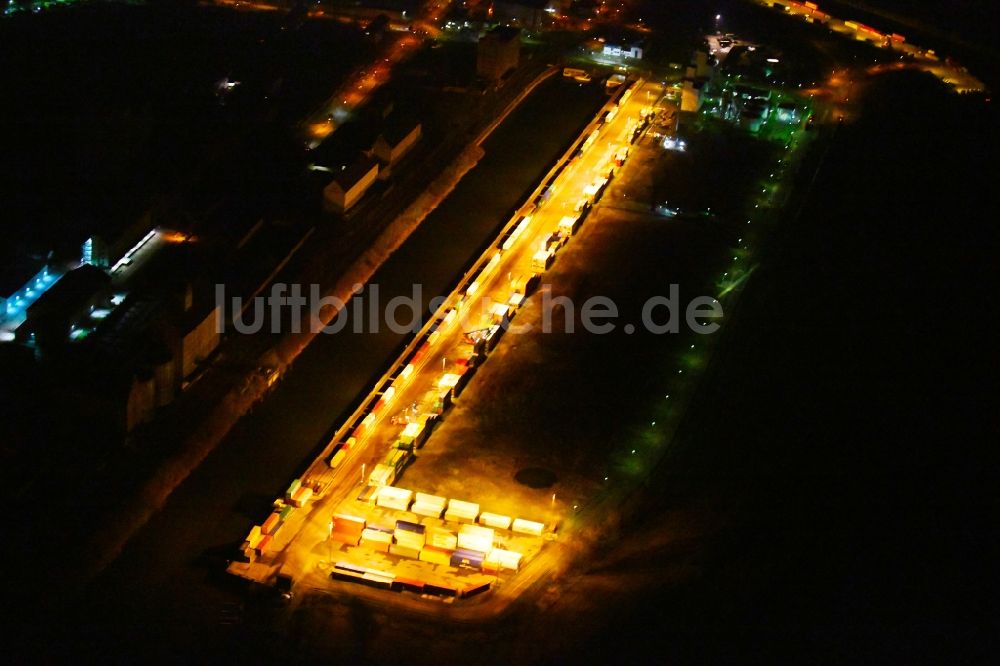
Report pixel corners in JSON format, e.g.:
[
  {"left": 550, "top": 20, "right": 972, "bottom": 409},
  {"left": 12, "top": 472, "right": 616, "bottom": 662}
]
[
  {"left": 409, "top": 341, "right": 429, "bottom": 365},
  {"left": 335, "top": 561, "right": 367, "bottom": 575},
  {"left": 419, "top": 545, "right": 453, "bottom": 566},
  {"left": 381, "top": 448, "right": 406, "bottom": 469},
  {"left": 532, "top": 249, "right": 555, "bottom": 272},
  {"left": 436, "top": 387, "right": 453, "bottom": 414},
  {"left": 398, "top": 421, "right": 427, "bottom": 449},
  {"left": 415, "top": 492, "right": 447, "bottom": 508},
  {"left": 458, "top": 524, "right": 495, "bottom": 553},
  {"left": 614, "top": 146, "right": 629, "bottom": 167},
  {"left": 450, "top": 548, "right": 486, "bottom": 569},
  {"left": 289, "top": 486, "right": 313, "bottom": 508},
  {"left": 330, "top": 569, "right": 364, "bottom": 583},
  {"left": 559, "top": 215, "right": 582, "bottom": 237},
  {"left": 427, "top": 527, "right": 459, "bottom": 550},
  {"left": 501, "top": 216, "right": 531, "bottom": 251},
  {"left": 262, "top": 512, "right": 281, "bottom": 535},
  {"left": 438, "top": 372, "right": 461, "bottom": 389},
  {"left": 361, "top": 572, "right": 395, "bottom": 589},
  {"left": 524, "top": 273, "right": 541, "bottom": 296},
  {"left": 422, "top": 412, "right": 440, "bottom": 438},
  {"left": 512, "top": 518, "right": 545, "bottom": 536},
  {"left": 485, "top": 324, "right": 504, "bottom": 352},
  {"left": 255, "top": 534, "right": 273, "bottom": 555},
  {"left": 376, "top": 386, "right": 396, "bottom": 410},
  {"left": 330, "top": 531, "right": 362, "bottom": 546},
  {"left": 485, "top": 548, "right": 523, "bottom": 571},
  {"left": 395, "top": 520, "right": 425, "bottom": 534},
  {"left": 445, "top": 499, "right": 480, "bottom": 523},
  {"left": 491, "top": 302, "right": 512, "bottom": 325},
  {"left": 394, "top": 522, "right": 426, "bottom": 549},
  {"left": 368, "top": 463, "right": 395, "bottom": 487},
  {"left": 412, "top": 503, "right": 444, "bottom": 519},
  {"left": 356, "top": 484, "right": 379, "bottom": 503},
  {"left": 333, "top": 514, "right": 366, "bottom": 535},
  {"left": 245, "top": 525, "right": 263, "bottom": 550},
  {"left": 329, "top": 447, "right": 348, "bottom": 469},
  {"left": 361, "top": 529, "right": 393, "bottom": 552},
  {"left": 376, "top": 485, "right": 414, "bottom": 511},
  {"left": 412, "top": 493, "right": 447, "bottom": 519},
  {"left": 543, "top": 232, "right": 565, "bottom": 254},
  {"left": 453, "top": 365, "right": 475, "bottom": 398},
  {"left": 478, "top": 512, "right": 513, "bottom": 530},
  {"left": 285, "top": 479, "right": 302, "bottom": 500},
  {"left": 395, "top": 535, "right": 426, "bottom": 552}
]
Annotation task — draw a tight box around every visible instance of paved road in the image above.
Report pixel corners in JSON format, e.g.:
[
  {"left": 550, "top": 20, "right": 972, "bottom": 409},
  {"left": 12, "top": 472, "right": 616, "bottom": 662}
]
[{"left": 61, "top": 75, "right": 609, "bottom": 657}]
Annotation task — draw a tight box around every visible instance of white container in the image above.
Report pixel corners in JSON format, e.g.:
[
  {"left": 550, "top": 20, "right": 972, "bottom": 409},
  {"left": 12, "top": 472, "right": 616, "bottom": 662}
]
[
  {"left": 427, "top": 528, "right": 458, "bottom": 550},
  {"left": 457, "top": 524, "right": 495, "bottom": 553},
  {"left": 478, "top": 512, "right": 513, "bottom": 530},
  {"left": 485, "top": 548, "right": 523, "bottom": 571},
  {"left": 512, "top": 518, "right": 544, "bottom": 536},
  {"left": 376, "top": 486, "right": 413, "bottom": 511},
  {"left": 445, "top": 498, "right": 480, "bottom": 523},
  {"left": 361, "top": 528, "right": 393, "bottom": 544}
]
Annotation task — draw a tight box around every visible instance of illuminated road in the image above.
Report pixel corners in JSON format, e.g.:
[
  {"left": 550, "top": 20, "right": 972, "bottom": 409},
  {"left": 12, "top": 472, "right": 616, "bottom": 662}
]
[
  {"left": 301, "top": 1, "right": 452, "bottom": 147},
  {"left": 753, "top": 0, "right": 986, "bottom": 92}
]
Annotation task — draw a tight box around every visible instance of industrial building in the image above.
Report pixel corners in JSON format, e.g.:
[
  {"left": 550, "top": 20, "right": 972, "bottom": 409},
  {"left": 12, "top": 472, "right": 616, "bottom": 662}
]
[
  {"left": 602, "top": 40, "right": 644, "bottom": 60},
  {"left": 20, "top": 264, "right": 111, "bottom": 348},
  {"left": 1, "top": 255, "right": 52, "bottom": 330},
  {"left": 372, "top": 114, "right": 422, "bottom": 170},
  {"left": 477, "top": 26, "right": 521, "bottom": 81},
  {"left": 82, "top": 282, "right": 221, "bottom": 435},
  {"left": 323, "top": 157, "right": 381, "bottom": 213}
]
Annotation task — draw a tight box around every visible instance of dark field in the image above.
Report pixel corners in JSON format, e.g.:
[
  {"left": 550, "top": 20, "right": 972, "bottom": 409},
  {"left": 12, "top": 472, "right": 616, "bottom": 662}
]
[
  {"left": 0, "top": 2, "right": 369, "bottom": 257},
  {"left": 537, "top": 70, "right": 998, "bottom": 664}
]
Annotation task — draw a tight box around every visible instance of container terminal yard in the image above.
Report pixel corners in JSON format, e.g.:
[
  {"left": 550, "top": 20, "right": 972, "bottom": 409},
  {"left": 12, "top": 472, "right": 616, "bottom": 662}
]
[{"left": 228, "top": 77, "right": 664, "bottom": 601}]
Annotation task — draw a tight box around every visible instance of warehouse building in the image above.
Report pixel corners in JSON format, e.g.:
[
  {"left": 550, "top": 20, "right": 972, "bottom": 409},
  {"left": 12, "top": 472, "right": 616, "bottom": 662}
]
[
  {"left": 323, "top": 157, "right": 380, "bottom": 213},
  {"left": 20, "top": 264, "right": 111, "bottom": 348},
  {"left": 372, "top": 114, "right": 422, "bottom": 170}
]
